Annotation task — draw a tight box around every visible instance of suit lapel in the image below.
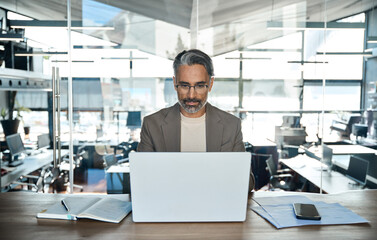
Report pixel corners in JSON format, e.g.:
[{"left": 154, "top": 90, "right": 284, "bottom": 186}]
[
  {"left": 206, "top": 103, "right": 223, "bottom": 152},
  {"left": 161, "top": 103, "right": 181, "bottom": 152}
]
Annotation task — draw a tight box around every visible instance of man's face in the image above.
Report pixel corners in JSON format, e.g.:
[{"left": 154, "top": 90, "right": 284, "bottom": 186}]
[{"left": 174, "top": 64, "right": 213, "bottom": 117}]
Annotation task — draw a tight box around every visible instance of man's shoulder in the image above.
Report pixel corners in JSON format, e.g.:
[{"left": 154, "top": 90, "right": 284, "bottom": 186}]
[{"left": 144, "top": 104, "right": 177, "bottom": 122}]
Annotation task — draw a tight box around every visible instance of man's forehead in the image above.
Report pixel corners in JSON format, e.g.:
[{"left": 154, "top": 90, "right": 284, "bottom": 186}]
[{"left": 176, "top": 64, "right": 209, "bottom": 80}]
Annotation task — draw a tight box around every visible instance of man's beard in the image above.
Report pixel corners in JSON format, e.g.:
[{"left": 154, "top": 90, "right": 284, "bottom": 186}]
[{"left": 178, "top": 97, "right": 207, "bottom": 114}]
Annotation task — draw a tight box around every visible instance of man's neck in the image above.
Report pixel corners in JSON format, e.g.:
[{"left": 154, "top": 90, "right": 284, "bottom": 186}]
[{"left": 180, "top": 105, "right": 206, "bottom": 118}]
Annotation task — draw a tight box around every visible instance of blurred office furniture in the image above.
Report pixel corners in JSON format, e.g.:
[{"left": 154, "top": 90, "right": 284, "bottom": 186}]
[
  {"left": 41, "top": 147, "right": 85, "bottom": 193},
  {"left": 1, "top": 149, "right": 69, "bottom": 192},
  {"left": 275, "top": 116, "right": 307, "bottom": 149},
  {"left": 5, "top": 133, "right": 26, "bottom": 167},
  {"left": 352, "top": 124, "right": 368, "bottom": 142},
  {"left": 265, "top": 155, "right": 295, "bottom": 191},
  {"left": 104, "top": 154, "right": 130, "bottom": 194},
  {"left": 37, "top": 133, "right": 50, "bottom": 150},
  {"left": 114, "top": 141, "right": 138, "bottom": 159},
  {"left": 346, "top": 155, "right": 369, "bottom": 187},
  {"left": 330, "top": 115, "right": 361, "bottom": 139},
  {"left": 275, "top": 126, "right": 307, "bottom": 149},
  {"left": 60, "top": 145, "right": 86, "bottom": 192},
  {"left": 282, "top": 116, "right": 301, "bottom": 128},
  {"left": 280, "top": 155, "right": 366, "bottom": 193},
  {"left": 126, "top": 111, "right": 142, "bottom": 129},
  {"left": 280, "top": 145, "right": 300, "bottom": 159},
  {"left": 246, "top": 140, "right": 279, "bottom": 190}
]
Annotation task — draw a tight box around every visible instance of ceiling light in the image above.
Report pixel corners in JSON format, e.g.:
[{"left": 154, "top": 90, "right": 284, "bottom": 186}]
[
  {"left": 10, "top": 20, "right": 114, "bottom": 30},
  {"left": 51, "top": 60, "right": 94, "bottom": 63},
  {"left": 316, "top": 51, "right": 373, "bottom": 56},
  {"left": 267, "top": 21, "right": 365, "bottom": 30},
  {"left": 14, "top": 51, "right": 68, "bottom": 56},
  {"left": 288, "top": 61, "right": 328, "bottom": 64}
]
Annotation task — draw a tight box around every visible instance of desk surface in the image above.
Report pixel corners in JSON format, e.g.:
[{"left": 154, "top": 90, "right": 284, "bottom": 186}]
[
  {"left": 1, "top": 149, "right": 69, "bottom": 188},
  {"left": 0, "top": 190, "right": 375, "bottom": 240},
  {"left": 280, "top": 155, "right": 364, "bottom": 194},
  {"left": 329, "top": 144, "right": 377, "bottom": 155}
]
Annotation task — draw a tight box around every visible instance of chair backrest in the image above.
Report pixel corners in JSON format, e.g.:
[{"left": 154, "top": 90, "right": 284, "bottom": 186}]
[
  {"left": 265, "top": 155, "right": 276, "bottom": 176},
  {"left": 103, "top": 154, "right": 118, "bottom": 168}
]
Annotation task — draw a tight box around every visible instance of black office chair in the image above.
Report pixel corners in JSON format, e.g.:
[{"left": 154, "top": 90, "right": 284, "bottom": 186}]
[
  {"left": 265, "top": 156, "right": 295, "bottom": 191},
  {"left": 103, "top": 153, "right": 128, "bottom": 169},
  {"left": 43, "top": 147, "right": 86, "bottom": 193},
  {"left": 114, "top": 141, "right": 138, "bottom": 159},
  {"left": 281, "top": 145, "right": 300, "bottom": 159}
]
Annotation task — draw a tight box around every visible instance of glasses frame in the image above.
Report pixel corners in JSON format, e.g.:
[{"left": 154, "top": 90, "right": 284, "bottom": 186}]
[{"left": 175, "top": 83, "right": 209, "bottom": 94}]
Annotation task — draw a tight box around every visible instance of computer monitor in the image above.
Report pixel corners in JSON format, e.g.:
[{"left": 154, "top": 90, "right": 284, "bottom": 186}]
[
  {"left": 5, "top": 133, "right": 26, "bottom": 166},
  {"left": 346, "top": 156, "right": 369, "bottom": 186},
  {"left": 37, "top": 134, "right": 50, "bottom": 150},
  {"left": 322, "top": 144, "right": 333, "bottom": 170},
  {"left": 352, "top": 124, "right": 368, "bottom": 138},
  {"left": 126, "top": 111, "right": 142, "bottom": 128}
]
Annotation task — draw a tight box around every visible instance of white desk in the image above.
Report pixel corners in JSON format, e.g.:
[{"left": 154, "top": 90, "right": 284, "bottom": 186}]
[
  {"left": 105, "top": 163, "right": 130, "bottom": 194},
  {"left": 280, "top": 155, "right": 363, "bottom": 194},
  {"left": 329, "top": 144, "right": 377, "bottom": 155},
  {"left": 1, "top": 149, "right": 69, "bottom": 188}
]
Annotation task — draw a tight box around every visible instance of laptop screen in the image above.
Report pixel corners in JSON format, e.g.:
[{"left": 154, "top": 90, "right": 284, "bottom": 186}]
[{"left": 347, "top": 155, "right": 369, "bottom": 185}]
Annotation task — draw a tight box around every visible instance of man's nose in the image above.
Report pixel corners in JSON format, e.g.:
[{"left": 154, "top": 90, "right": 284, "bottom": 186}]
[{"left": 188, "top": 86, "right": 196, "bottom": 98}]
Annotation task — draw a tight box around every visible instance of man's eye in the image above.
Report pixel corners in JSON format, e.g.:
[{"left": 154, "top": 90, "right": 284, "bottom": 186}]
[
  {"left": 180, "top": 85, "right": 190, "bottom": 88},
  {"left": 196, "top": 85, "right": 206, "bottom": 89}
]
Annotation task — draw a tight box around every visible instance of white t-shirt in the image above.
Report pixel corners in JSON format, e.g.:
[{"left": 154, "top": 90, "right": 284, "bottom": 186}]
[{"left": 180, "top": 113, "right": 206, "bottom": 152}]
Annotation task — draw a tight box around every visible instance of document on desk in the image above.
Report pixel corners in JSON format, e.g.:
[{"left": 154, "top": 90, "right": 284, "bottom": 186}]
[
  {"left": 251, "top": 195, "right": 369, "bottom": 229},
  {"left": 37, "top": 195, "right": 132, "bottom": 223}
]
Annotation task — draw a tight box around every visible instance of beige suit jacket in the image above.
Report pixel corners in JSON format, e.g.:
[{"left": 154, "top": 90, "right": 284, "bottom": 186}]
[{"left": 137, "top": 102, "right": 255, "bottom": 190}]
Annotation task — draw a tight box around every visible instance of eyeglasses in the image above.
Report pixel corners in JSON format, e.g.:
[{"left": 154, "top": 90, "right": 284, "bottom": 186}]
[{"left": 175, "top": 84, "right": 209, "bottom": 94}]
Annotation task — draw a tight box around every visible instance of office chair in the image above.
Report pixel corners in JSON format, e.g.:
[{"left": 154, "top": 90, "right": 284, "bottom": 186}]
[
  {"left": 281, "top": 145, "right": 300, "bottom": 159},
  {"left": 265, "top": 156, "right": 295, "bottom": 191},
  {"left": 44, "top": 147, "right": 85, "bottom": 193},
  {"left": 103, "top": 153, "right": 128, "bottom": 169},
  {"left": 114, "top": 141, "right": 138, "bottom": 159}
]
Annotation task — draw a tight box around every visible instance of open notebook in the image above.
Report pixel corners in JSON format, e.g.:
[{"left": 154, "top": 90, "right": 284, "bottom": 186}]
[{"left": 37, "top": 195, "right": 132, "bottom": 223}]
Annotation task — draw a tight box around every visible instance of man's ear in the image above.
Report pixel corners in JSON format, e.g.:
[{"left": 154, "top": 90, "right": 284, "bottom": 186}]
[
  {"left": 173, "top": 76, "right": 178, "bottom": 91},
  {"left": 208, "top": 76, "right": 214, "bottom": 92}
]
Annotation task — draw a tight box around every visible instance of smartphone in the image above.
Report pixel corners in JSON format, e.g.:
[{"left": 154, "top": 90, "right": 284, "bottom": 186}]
[{"left": 293, "top": 203, "right": 321, "bottom": 220}]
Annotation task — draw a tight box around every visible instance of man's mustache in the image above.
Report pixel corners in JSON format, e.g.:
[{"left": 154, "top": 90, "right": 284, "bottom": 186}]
[{"left": 183, "top": 98, "right": 201, "bottom": 103}]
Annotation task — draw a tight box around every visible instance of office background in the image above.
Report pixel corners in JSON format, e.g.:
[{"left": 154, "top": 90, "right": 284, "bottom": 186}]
[{"left": 0, "top": 0, "right": 377, "bottom": 193}]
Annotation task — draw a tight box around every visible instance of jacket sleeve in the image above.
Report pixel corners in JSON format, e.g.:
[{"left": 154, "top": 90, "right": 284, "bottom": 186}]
[
  {"left": 232, "top": 118, "right": 255, "bottom": 191},
  {"left": 232, "top": 118, "right": 246, "bottom": 152},
  {"left": 137, "top": 118, "right": 155, "bottom": 152}
]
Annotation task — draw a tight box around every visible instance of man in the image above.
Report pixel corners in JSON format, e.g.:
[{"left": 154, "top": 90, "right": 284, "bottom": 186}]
[{"left": 137, "top": 49, "right": 254, "bottom": 190}]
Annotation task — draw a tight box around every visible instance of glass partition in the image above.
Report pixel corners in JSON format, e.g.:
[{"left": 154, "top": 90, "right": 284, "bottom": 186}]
[{"left": 1, "top": 0, "right": 376, "bottom": 194}]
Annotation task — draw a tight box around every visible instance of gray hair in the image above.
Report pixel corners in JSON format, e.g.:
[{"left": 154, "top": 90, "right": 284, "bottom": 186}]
[{"left": 173, "top": 49, "right": 214, "bottom": 79}]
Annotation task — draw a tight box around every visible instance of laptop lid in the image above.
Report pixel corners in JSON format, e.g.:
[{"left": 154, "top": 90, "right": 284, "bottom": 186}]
[{"left": 129, "top": 152, "right": 251, "bottom": 222}]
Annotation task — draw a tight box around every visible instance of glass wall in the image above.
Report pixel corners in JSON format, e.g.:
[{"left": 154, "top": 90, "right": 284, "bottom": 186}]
[{"left": 1, "top": 0, "right": 377, "bottom": 193}]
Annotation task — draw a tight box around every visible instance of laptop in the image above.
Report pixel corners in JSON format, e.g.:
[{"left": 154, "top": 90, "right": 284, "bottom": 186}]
[{"left": 129, "top": 152, "right": 251, "bottom": 222}]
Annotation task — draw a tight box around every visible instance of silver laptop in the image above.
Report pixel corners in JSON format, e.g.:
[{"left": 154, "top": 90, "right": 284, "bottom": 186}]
[{"left": 129, "top": 152, "right": 251, "bottom": 222}]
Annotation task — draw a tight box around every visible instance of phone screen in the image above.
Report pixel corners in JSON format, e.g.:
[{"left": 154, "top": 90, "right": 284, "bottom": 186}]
[{"left": 293, "top": 203, "right": 321, "bottom": 220}]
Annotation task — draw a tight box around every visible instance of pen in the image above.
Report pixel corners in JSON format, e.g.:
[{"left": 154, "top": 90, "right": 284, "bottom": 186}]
[{"left": 61, "top": 199, "right": 70, "bottom": 212}]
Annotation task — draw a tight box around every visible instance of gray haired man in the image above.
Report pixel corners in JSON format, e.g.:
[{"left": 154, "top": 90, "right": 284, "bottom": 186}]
[{"left": 137, "top": 49, "right": 254, "bottom": 190}]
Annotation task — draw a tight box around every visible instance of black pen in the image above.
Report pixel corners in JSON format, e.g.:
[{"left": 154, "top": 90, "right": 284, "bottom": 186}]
[{"left": 61, "top": 199, "right": 70, "bottom": 212}]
